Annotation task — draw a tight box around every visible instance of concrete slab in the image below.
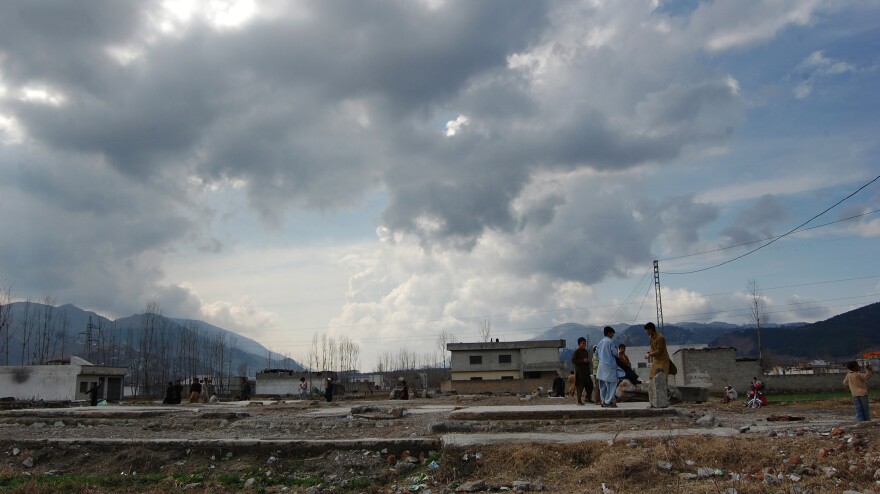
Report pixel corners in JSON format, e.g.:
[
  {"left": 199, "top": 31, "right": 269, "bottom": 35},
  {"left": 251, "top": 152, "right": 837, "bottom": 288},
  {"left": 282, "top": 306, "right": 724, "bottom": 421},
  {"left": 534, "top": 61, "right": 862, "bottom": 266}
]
[
  {"left": 1, "top": 437, "right": 441, "bottom": 456},
  {"left": 447, "top": 402, "right": 674, "bottom": 421},
  {"left": 306, "top": 405, "right": 458, "bottom": 417},
  {"left": 442, "top": 428, "right": 743, "bottom": 447}
]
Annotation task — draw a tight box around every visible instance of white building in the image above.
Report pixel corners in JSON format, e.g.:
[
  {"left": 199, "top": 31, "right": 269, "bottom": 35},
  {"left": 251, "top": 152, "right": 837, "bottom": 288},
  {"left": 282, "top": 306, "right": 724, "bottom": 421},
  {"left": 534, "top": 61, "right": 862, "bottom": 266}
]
[{"left": 0, "top": 356, "right": 127, "bottom": 402}]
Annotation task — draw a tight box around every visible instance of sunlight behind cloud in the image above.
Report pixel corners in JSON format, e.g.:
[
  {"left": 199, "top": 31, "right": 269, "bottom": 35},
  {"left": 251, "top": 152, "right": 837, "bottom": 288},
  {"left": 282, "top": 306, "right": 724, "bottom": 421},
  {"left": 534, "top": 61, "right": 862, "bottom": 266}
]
[
  {"left": 0, "top": 114, "right": 23, "bottom": 145},
  {"left": 445, "top": 115, "right": 469, "bottom": 137},
  {"left": 159, "top": 0, "right": 256, "bottom": 32},
  {"left": 19, "top": 87, "right": 65, "bottom": 106}
]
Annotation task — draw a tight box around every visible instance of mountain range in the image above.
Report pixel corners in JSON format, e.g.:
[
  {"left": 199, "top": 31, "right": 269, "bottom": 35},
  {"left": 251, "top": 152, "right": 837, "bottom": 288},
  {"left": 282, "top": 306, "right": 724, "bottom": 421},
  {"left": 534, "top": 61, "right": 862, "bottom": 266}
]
[
  {"left": 1, "top": 302, "right": 301, "bottom": 376},
  {"left": 537, "top": 301, "right": 880, "bottom": 364},
  {"left": 2, "top": 300, "right": 878, "bottom": 376}
]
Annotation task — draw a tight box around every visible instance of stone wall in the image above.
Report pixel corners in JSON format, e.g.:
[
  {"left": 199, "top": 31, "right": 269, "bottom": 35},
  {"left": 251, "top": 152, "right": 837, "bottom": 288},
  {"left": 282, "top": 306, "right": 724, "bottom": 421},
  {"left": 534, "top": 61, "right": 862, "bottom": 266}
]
[
  {"left": 763, "top": 373, "right": 847, "bottom": 393},
  {"left": 672, "top": 348, "right": 761, "bottom": 394},
  {"left": 441, "top": 378, "right": 555, "bottom": 395},
  {"left": 673, "top": 347, "right": 849, "bottom": 396}
]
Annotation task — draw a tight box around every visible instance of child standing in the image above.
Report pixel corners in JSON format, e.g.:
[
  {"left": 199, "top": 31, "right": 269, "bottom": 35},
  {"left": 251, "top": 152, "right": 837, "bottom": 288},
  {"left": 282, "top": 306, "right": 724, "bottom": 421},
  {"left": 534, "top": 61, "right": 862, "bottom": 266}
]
[{"left": 843, "top": 360, "right": 873, "bottom": 422}]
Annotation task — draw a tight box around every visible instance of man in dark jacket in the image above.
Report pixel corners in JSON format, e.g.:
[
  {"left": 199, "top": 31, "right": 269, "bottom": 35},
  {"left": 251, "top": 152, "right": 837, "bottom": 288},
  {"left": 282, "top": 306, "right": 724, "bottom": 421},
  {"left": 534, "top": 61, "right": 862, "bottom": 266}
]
[
  {"left": 324, "top": 378, "right": 334, "bottom": 402},
  {"left": 86, "top": 380, "right": 103, "bottom": 406},
  {"left": 172, "top": 380, "right": 183, "bottom": 404},
  {"left": 552, "top": 372, "right": 566, "bottom": 397}
]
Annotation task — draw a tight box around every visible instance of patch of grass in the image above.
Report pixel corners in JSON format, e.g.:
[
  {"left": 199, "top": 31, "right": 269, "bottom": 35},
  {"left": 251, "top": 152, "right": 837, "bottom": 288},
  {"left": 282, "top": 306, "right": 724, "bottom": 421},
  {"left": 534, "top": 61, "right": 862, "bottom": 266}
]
[
  {"left": 767, "top": 391, "right": 851, "bottom": 402},
  {"left": 341, "top": 477, "right": 373, "bottom": 490},
  {"left": 274, "top": 475, "right": 323, "bottom": 487},
  {"left": 214, "top": 472, "right": 243, "bottom": 486},
  {"left": 769, "top": 389, "right": 880, "bottom": 402},
  {"left": 170, "top": 472, "right": 206, "bottom": 483},
  {"left": 0, "top": 474, "right": 168, "bottom": 493}
]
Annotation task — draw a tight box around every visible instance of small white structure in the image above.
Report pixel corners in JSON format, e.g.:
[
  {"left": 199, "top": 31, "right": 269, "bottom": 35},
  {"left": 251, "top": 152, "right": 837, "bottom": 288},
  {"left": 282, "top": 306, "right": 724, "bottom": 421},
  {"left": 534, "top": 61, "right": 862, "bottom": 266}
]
[{"left": 0, "top": 356, "right": 126, "bottom": 402}]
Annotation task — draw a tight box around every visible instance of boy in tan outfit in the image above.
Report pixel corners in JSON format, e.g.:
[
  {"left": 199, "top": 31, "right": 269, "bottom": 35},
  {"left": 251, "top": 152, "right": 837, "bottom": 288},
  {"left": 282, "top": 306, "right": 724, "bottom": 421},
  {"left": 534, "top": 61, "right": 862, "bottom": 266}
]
[{"left": 843, "top": 360, "right": 873, "bottom": 422}]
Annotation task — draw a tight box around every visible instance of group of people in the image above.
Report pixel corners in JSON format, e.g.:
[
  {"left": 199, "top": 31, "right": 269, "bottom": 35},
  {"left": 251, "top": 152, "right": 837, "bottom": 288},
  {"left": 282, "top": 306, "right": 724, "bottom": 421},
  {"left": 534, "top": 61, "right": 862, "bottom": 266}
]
[
  {"left": 560, "top": 322, "right": 673, "bottom": 407},
  {"left": 161, "top": 377, "right": 245, "bottom": 404}
]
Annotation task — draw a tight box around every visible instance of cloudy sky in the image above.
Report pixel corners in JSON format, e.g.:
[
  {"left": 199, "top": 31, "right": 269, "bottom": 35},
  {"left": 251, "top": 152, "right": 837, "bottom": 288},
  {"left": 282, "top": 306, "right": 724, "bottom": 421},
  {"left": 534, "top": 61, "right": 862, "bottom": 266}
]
[{"left": 1, "top": 0, "right": 878, "bottom": 369}]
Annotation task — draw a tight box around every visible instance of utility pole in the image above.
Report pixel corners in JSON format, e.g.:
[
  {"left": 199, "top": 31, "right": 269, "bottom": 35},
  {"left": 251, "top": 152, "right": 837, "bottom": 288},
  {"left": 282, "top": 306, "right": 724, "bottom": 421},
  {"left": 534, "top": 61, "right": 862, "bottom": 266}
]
[
  {"left": 81, "top": 316, "right": 96, "bottom": 361},
  {"left": 653, "top": 260, "right": 664, "bottom": 331}
]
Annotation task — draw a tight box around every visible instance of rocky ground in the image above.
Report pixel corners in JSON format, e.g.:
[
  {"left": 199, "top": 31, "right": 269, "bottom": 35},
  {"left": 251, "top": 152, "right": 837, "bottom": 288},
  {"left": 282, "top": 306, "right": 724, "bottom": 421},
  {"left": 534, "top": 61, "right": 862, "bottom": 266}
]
[{"left": 0, "top": 394, "right": 877, "bottom": 493}]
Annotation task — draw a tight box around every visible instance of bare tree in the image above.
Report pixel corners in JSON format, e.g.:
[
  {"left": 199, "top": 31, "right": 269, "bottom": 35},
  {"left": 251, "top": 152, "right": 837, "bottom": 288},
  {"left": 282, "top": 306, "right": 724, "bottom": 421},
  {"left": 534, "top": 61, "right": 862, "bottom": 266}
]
[
  {"left": 479, "top": 319, "right": 492, "bottom": 342},
  {"left": 54, "top": 310, "right": 70, "bottom": 361},
  {"left": 20, "top": 298, "right": 33, "bottom": 365},
  {"left": 375, "top": 351, "right": 393, "bottom": 373},
  {"left": 338, "top": 336, "right": 361, "bottom": 384},
  {"left": 395, "top": 347, "right": 417, "bottom": 371},
  {"left": 435, "top": 329, "right": 454, "bottom": 369},
  {"left": 307, "top": 333, "right": 319, "bottom": 372},
  {"left": 0, "top": 285, "right": 12, "bottom": 365},
  {"left": 747, "top": 280, "right": 766, "bottom": 369},
  {"left": 139, "top": 301, "right": 162, "bottom": 397}
]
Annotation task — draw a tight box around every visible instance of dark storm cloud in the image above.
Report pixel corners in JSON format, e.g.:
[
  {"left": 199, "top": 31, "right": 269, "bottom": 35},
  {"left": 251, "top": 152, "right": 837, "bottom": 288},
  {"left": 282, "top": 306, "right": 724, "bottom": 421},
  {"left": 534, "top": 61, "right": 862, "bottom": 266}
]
[
  {"left": 720, "top": 194, "right": 789, "bottom": 245},
  {"left": 0, "top": 0, "right": 753, "bottom": 306},
  {"left": 0, "top": 1, "right": 146, "bottom": 89},
  {"left": 0, "top": 0, "right": 742, "bottom": 245}
]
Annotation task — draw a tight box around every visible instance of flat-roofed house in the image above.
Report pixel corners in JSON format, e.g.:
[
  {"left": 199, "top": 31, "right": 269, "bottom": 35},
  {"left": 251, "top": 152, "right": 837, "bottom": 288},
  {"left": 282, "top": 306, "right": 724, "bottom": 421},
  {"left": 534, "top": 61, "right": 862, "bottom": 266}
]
[
  {"left": 444, "top": 339, "right": 566, "bottom": 394},
  {"left": 0, "top": 356, "right": 126, "bottom": 403}
]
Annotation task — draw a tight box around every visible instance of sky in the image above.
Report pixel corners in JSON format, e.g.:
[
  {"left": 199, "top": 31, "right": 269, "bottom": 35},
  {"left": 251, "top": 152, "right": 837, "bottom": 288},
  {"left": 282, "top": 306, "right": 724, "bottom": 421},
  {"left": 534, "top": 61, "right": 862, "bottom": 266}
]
[{"left": 1, "top": 0, "right": 878, "bottom": 370}]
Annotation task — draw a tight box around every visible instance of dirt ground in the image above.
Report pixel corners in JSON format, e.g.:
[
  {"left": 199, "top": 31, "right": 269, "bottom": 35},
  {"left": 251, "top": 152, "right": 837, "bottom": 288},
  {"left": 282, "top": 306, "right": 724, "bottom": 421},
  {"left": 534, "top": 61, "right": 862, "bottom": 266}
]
[{"left": 0, "top": 394, "right": 877, "bottom": 493}]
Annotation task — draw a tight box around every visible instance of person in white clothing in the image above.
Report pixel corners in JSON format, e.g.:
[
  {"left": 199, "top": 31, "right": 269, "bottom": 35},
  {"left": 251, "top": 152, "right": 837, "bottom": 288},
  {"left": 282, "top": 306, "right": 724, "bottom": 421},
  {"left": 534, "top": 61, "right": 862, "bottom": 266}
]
[{"left": 595, "top": 326, "right": 620, "bottom": 407}]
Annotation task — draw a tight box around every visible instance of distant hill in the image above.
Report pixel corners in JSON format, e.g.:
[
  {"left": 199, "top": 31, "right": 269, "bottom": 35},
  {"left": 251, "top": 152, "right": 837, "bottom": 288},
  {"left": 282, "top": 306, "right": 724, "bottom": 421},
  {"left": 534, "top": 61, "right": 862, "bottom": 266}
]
[
  {"left": 712, "top": 301, "right": 880, "bottom": 362},
  {"left": 536, "top": 301, "right": 880, "bottom": 363},
  {"left": 536, "top": 321, "right": 745, "bottom": 349},
  {"left": 535, "top": 322, "right": 605, "bottom": 348},
  {"left": 1, "top": 302, "right": 302, "bottom": 377}
]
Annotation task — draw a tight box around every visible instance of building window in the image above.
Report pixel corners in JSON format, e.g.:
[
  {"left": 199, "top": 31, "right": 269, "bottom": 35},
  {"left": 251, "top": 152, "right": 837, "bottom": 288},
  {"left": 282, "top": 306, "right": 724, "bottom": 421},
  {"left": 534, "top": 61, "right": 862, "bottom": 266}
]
[
  {"left": 469, "top": 355, "right": 482, "bottom": 365},
  {"left": 79, "top": 382, "right": 89, "bottom": 393},
  {"left": 524, "top": 371, "right": 541, "bottom": 379},
  {"left": 499, "top": 354, "right": 512, "bottom": 364},
  {"left": 470, "top": 377, "right": 483, "bottom": 380},
  {"left": 637, "top": 362, "right": 647, "bottom": 368},
  {"left": 501, "top": 376, "right": 514, "bottom": 380}
]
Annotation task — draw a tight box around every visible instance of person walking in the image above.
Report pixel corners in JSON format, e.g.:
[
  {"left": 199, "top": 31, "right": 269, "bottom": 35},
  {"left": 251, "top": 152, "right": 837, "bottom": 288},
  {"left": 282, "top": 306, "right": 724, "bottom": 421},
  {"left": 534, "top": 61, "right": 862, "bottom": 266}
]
[
  {"left": 571, "top": 337, "right": 593, "bottom": 405},
  {"left": 843, "top": 360, "right": 873, "bottom": 422},
  {"left": 596, "top": 326, "right": 619, "bottom": 407}
]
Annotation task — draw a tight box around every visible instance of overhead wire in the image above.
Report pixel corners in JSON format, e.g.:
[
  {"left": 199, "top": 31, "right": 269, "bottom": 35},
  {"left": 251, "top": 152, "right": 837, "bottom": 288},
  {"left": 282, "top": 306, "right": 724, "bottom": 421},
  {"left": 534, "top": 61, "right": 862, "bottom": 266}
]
[
  {"left": 659, "top": 208, "right": 880, "bottom": 262},
  {"left": 661, "top": 174, "right": 880, "bottom": 275}
]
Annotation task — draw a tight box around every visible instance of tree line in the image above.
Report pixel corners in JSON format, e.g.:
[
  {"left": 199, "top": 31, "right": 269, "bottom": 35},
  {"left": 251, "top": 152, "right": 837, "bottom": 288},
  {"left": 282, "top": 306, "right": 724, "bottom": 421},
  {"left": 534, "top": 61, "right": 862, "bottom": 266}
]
[{"left": 0, "top": 292, "right": 239, "bottom": 398}]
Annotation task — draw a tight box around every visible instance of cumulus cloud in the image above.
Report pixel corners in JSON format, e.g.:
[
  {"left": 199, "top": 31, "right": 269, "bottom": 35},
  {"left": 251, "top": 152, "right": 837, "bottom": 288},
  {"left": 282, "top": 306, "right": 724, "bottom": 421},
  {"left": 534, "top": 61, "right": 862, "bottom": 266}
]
[
  {"left": 792, "top": 50, "right": 857, "bottom": 99},
  {"left": 0, "top": 0, "right": 874, "bottom": 368},
  {"left": 329, "top": 172, "right": 722, "bottom": 349}
]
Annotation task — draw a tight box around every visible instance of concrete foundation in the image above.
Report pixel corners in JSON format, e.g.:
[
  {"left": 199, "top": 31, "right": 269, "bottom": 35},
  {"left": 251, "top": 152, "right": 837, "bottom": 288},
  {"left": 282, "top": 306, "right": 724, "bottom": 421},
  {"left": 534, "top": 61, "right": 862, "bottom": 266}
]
[{"left": 649, "top": 372, "right": 669, "bottom": 408}]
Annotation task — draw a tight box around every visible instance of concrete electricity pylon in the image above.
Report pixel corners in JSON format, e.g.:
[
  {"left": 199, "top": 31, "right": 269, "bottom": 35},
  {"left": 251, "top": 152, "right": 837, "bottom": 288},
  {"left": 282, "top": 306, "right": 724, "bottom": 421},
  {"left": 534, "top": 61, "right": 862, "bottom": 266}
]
[
  {"left": 80, "top": 316, "right": 96, "bottom": 361},
  {"left": 653, "top": 260, "right": 664, "bottom": 331}
]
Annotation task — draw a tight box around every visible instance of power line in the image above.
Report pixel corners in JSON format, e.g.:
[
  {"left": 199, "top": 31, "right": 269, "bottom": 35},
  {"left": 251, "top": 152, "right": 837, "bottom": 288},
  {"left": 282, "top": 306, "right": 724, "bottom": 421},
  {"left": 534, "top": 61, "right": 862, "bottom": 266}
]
[
  {"left": 662, "top": 175, "right": 880, "bottom": 275},
  {"left": 659, "top": 208, "right": 880, "bottom": 263}
]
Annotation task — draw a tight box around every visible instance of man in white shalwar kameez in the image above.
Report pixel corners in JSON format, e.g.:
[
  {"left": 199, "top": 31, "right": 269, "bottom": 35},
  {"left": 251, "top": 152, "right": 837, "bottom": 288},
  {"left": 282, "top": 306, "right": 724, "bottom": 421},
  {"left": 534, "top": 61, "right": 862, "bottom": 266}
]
[{"left": 595, "top": 326, "right": 620, "bottom": 407}]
